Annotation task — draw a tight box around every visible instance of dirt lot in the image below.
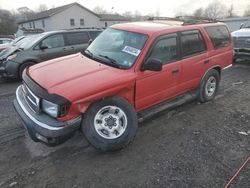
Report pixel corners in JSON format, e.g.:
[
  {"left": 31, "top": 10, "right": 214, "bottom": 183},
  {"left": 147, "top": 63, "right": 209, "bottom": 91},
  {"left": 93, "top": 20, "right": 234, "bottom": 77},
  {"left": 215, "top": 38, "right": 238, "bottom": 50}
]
[{"left": 0, "top": 64, "right": 249, "bottom": 188}]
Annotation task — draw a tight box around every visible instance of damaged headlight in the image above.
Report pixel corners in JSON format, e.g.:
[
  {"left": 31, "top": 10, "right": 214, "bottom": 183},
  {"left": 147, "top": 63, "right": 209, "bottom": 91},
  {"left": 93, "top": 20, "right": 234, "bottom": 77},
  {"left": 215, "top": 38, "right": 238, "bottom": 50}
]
[{"left": 41, "top": 99, "right": 59, "bottom": 118}]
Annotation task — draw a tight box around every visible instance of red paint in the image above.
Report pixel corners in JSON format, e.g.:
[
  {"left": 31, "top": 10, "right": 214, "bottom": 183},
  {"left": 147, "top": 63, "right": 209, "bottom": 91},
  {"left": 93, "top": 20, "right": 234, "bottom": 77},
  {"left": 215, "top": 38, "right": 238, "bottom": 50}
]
[{"left": 27, "top": 22, "right": 233, "bottom": 122}]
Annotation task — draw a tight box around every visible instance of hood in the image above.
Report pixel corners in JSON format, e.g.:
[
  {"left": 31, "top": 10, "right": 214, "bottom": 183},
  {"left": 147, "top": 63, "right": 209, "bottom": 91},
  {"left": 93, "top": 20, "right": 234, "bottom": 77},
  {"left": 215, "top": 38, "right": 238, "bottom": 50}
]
[
  {"left": 231, "top": 28, "right": 250, "bottom": 37},
  {"left": 27, "top": 53, "right": 136, "bottom": 102},
  {"left": 0, "top": 46, "right": 20, "bottom": 60}
]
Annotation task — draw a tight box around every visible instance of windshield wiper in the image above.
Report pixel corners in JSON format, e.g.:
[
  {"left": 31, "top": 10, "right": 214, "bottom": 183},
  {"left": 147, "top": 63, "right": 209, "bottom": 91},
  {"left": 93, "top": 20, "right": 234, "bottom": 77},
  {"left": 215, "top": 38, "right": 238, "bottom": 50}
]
[
  {"left": 98, "top": 54, "right": 123, "bottom": 69},
  {"left": 82, "top": 49, "right": 93, "bottom": 58}
]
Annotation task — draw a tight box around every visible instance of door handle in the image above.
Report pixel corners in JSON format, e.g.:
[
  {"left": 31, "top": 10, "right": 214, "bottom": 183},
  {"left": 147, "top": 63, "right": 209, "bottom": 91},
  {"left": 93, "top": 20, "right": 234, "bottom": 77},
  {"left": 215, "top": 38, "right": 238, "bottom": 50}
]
[
  {"left": 204, "top": 60, "right": 210, "bottom": 64},
  {"left": 63, "top": 47, "right": 67, "bottom": 51},
  {"left": 172, "top": 69, "right": 179, "bottom": 74}
]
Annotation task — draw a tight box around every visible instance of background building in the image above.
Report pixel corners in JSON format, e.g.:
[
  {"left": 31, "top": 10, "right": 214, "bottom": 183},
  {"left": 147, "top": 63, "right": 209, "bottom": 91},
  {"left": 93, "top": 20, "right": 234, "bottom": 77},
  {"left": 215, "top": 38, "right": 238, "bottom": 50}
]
[{"left": 16, "top": 2, "right": 130, "bottom": 36}]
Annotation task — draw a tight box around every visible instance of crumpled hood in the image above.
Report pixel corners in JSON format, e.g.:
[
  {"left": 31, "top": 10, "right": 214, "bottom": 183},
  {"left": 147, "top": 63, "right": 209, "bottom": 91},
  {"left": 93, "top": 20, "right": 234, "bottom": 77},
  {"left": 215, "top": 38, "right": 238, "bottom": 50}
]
[
  {"left": 231, "top": 28, "right": 250, "bottom": 37},
  {"left": 28, "top": 53, "right": 136, "bottom": 102},
  {"left": 0, "top": 46, "right": 19, "bottom": 60}
]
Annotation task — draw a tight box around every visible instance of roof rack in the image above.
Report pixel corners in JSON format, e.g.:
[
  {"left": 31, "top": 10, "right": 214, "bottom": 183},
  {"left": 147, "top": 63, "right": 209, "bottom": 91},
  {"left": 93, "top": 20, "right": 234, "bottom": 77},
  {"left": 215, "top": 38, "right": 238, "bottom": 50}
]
[
  {"left": 147, "top": 16, "right": 217, "bottom": 26},
  {"left": 65, "top": 27, "right": 103, "bottom": 30}
]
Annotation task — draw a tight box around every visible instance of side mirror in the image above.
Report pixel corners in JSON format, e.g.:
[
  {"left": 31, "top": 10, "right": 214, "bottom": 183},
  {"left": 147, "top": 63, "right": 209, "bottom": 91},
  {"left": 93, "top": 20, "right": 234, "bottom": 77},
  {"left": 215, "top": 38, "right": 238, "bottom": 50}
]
[
  {"left": 40, "top": 44, "right": 48, "bottom": 50},
  {"left": 240, "top": 23, "right": 244, "bottom": 29},
  {"left": 88, "top": 39, "right": 93, "bottom": 46},
  {"left": 141, "top": 58, "right": 163, "bottom": 71}
]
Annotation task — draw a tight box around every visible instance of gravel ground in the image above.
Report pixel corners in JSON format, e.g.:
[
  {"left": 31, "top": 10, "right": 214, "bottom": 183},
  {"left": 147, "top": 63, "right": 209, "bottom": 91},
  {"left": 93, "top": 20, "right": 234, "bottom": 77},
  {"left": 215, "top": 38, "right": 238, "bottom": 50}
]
[{"left": 0, "top": 64, "right": 249, "bottom": 188}]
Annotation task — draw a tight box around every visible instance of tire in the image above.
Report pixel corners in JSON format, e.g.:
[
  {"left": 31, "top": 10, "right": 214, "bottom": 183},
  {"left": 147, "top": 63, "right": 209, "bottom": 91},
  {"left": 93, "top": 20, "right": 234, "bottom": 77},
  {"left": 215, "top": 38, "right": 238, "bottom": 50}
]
[
  {"left": 18, "top": 62, "right": 35, "bottom": 79},
  {"left": 197, "top": 69, "right": 220, "bottom": 103},
  {"left": 82, "top": 96, "right": 138, "bottom": 152}
]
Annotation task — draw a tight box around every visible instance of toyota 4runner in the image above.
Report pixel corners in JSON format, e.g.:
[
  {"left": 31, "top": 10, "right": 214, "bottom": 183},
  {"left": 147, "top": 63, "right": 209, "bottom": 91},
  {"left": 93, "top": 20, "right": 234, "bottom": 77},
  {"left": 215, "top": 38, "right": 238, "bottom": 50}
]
[{"left": 14, "top": 20, "right": 233, "bottom": 152}]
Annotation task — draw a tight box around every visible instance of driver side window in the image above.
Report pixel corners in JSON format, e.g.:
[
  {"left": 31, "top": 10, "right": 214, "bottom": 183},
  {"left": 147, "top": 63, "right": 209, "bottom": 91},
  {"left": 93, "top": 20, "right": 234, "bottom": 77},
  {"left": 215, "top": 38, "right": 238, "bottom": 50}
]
[
  {"left": 149, "top": 34, "right": 178, "bottom": 64},
  {"left": 40, "top": 34, "right": 65, "bottom": 49}
]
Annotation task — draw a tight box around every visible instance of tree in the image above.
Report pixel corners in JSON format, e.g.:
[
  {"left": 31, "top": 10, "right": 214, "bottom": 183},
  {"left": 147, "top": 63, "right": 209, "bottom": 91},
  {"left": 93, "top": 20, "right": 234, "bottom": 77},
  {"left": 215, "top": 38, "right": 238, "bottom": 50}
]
[
  {"left": 0, "top": 9, "right": 17, "bottom": 35},
  {"left": 122, "top": 11, "right": 133, "bottom": 18},
  {"left": 227, "top": 4, "right": 236, "bottom": 18},
  {"left": 244, "top": 5, "right": 250, "bottom": 16},
  {"left": 37, "top": 4, "right": 48, "bottom": 12},
  {"left": 204, "top": 1, "right": 226, "bottom": 20},
  {"left": 92, "top": 6, "right": 108, "bottom": 14},
  {"left": 193, "top": 8, "right": 204, "bottom": 18}
]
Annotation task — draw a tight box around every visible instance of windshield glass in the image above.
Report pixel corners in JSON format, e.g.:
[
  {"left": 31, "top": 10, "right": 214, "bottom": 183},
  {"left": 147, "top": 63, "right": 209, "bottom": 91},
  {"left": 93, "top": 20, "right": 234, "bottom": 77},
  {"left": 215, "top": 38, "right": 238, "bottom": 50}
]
[
  {"left": 242, "top": 21, "right": 250, "bottom": 29},
  {"left": 18, "top": 34, "right": 45, "bottom": 50},
  {"left": 85, "top": 28, "right": 148, "bottom": 69}
]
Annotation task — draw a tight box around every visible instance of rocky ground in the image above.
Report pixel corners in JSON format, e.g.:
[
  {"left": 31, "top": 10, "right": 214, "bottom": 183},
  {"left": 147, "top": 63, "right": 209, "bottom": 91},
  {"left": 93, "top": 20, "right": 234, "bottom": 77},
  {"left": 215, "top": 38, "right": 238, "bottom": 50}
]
[{"left": 0, "top": 64, "right": 249, "bottom": 188}]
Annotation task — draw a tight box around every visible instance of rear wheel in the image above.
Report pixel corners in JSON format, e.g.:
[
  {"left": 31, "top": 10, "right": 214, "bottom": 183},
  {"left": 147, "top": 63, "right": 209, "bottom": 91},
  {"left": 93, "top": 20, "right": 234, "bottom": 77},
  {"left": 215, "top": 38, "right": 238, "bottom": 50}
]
[
  {"left": 18, "top": 62, "right": 35, "bottom": 79},
  {"left": 198, "top": 69, "right": 220, "bottom": 103},
  {"left": 82, "top": 96, "right": 138, "bottom": 152}
]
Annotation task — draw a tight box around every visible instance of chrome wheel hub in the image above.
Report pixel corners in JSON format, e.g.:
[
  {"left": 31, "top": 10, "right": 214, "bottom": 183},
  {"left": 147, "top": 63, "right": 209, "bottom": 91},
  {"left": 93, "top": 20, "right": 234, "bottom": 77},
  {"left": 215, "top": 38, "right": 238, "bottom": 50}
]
[
  {"left": 205, "top": 76, "right": 216, "bottom": 97},
  {"left": 94, "top": 106, "right": 127, "bottom": 139}
]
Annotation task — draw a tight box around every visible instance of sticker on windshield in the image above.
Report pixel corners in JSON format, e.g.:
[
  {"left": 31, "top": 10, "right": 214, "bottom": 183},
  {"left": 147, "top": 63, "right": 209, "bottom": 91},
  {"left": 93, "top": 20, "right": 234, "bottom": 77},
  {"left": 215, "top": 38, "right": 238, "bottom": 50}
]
[{"left": 122, "top": 46, "right": 141, "bottom": 56}]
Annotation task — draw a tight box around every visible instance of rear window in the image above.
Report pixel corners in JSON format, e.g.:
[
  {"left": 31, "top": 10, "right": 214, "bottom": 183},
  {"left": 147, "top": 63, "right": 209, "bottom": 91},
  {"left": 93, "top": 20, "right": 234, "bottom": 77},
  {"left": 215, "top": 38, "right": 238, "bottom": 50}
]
[
  {"left": 205, "top": 26, "right": 230, "bottom": 49},
  {"left": 65, "top": 32, "right": 90, "bottom": 45},
  {"left": 181, "top": 30, "right": 206, "bottom": 57}
]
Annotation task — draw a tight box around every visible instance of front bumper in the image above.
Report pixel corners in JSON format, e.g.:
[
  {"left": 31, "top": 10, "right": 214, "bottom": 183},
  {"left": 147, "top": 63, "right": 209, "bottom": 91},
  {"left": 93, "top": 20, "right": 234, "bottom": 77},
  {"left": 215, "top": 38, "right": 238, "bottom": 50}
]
[
  {"left": 234, "top": 48, "right": 250, "bottom": 60},
  {"left": 14, "top": 85, "right": 82, "bottom": 144},
  {"left": 0, "top": 60, "right": 18, "bottom": 78}
]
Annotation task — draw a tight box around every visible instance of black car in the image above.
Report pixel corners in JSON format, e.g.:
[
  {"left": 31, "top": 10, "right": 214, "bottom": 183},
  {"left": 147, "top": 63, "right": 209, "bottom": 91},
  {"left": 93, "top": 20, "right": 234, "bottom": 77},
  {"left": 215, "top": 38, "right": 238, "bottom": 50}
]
[{"left": 0, "top": 29, "right": 102, "bottom": 79}]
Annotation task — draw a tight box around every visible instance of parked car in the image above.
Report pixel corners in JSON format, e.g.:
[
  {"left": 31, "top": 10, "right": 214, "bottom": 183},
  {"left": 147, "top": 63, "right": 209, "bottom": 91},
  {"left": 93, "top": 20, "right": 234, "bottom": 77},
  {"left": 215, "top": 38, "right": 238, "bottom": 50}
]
[
  {"left": 0, "top": 36, "right": 26, "bottom": 52},
  {"left": 14, "top": 20, "right": 233, "bottom": 152},
  {"left": 231, "top": 21, "right": 250, "bottom": 61},
  {"left": 0, "top": 38, "right": 13, "bottom": 45},
  {"left": 0, "top": 29, "right": 102, "bottom": 78}
]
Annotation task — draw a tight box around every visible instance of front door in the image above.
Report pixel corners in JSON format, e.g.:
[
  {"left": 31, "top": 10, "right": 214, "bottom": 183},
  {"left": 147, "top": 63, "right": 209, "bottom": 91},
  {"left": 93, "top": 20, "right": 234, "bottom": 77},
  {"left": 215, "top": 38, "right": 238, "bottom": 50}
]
[{"left": 136, "top": 33, "right": 182, "bottom": 111}]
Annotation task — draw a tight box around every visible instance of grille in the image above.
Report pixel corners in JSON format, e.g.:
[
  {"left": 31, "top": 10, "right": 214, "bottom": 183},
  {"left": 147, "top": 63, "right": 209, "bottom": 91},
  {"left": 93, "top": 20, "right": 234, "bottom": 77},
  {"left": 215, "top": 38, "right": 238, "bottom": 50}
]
[
  {"left": 22, "top": 84, "right": 40, "bottom": 113},
  {"left": 233, "top": 37, "right": 250, "bottom": 48}
]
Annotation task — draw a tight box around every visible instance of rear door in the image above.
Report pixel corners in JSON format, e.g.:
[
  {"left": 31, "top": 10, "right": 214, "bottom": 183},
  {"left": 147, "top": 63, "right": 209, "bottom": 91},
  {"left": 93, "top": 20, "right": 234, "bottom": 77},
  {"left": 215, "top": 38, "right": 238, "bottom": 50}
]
[
  {"left": 33, "top": 34, "right": 67, "bottom": 61},
  {"left": 136, "top": 33, "right": 182, "bottom": 110},
  {"left": 177, "top": 30, "right": 208, "bottom": 93},
  {"left": 64, "top": 31, "right": 90, "bottom": 53}
]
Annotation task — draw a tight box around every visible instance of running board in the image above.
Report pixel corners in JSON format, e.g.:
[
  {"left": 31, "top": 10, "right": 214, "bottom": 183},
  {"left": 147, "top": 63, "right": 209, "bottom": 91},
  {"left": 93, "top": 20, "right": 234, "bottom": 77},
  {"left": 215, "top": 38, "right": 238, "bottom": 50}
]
[{"left": 138, "top": 91, "right": 198, "bottom": 123}]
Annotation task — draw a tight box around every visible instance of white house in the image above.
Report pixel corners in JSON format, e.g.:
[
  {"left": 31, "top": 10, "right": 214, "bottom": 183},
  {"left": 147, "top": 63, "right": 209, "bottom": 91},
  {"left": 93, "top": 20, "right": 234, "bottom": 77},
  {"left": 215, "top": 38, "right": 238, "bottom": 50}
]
[{"left": 16, "top": 2, "right": 130, "bottom": 36}]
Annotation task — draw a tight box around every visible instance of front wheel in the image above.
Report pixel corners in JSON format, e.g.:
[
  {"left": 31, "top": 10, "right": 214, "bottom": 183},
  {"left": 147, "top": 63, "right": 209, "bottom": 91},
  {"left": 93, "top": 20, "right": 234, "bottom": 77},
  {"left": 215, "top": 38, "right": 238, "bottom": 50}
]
[{"left": 82, "top": 96, "right": 138, "bottom": 152}]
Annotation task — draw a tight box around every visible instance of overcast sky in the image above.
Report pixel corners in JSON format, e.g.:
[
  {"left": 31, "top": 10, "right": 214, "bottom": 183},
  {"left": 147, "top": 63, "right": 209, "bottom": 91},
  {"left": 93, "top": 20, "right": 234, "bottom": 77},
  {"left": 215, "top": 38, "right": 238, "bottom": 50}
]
[{"left": 0, "top": 0, "right": 249, "bottom": 16}]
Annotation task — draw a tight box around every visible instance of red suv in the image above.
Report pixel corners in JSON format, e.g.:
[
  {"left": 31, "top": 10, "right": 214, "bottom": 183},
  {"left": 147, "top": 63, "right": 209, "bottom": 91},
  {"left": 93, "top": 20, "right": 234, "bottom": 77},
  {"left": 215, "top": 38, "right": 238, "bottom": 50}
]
[{"left": 14, "top": 20, "right": 233, "bottom": 152}]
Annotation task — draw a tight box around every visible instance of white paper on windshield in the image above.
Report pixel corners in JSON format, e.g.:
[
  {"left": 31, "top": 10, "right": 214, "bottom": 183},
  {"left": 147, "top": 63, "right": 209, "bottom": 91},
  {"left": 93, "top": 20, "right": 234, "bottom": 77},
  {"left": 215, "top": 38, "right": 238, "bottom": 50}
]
[{"left": 122, "top": 46, "right": 141, "bottom": 56}]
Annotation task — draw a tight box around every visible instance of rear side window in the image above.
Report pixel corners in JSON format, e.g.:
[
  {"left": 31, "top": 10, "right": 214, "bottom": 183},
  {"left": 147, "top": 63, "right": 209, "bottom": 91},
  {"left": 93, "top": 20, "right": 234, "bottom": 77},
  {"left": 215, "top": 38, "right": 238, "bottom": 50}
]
[
  {"left": 205, "top": 26, "right": 230, "bottom": 49},
  {"left": 149, "top": 34, "right": 178, "bottom": 64},
  {"left": 89, "top": 31, "right": 102, "bottom": 40},
  {"left": 181, "top": 30, "right": 206, "bottom": 57},
  {"left": 65, "top": 32, "right": 90, "bottom": 45}
]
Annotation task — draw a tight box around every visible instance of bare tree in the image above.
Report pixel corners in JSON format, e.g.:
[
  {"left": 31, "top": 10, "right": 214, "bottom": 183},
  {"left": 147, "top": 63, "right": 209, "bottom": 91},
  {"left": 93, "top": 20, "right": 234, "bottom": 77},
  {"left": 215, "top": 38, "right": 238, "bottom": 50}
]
[
  {"left": 244, "top": 5, "right": 250, "bottom": 16},
  {"left": 227, "top": 4, "right": 236, "bottom": 18},
  {"left": 193, "top": 8, "right": 204, "bottom": 18},
  {"left": 93, "top": 6, "right": 108, "bottom": 14},
  {"left": 37, "top": 4, "right": 48, "bottom": 12},
  {"left": 122, "top": 11, "right": 133, "bottom": 18},
  {"left": 204, "top": 1, "right": 226, "bottom": 20},
  {"left": 0, "top": 9, "right": 17, "bottom": 35}
]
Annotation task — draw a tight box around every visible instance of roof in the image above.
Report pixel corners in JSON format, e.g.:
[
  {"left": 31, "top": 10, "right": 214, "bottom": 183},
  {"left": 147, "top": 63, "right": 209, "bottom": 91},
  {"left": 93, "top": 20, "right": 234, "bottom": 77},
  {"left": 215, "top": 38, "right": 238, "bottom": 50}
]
[
  {"left": 112, "top": 21, "right": 225, "bottom": 36},
  {"left": 219, "top": 17, "right": 250, "bottom": 22},
  {"left": 17, "top": 2, "right": 99, "bottom": 24},
  {"left": 99, "top": 14, "right": 130, "bottom": 21}
]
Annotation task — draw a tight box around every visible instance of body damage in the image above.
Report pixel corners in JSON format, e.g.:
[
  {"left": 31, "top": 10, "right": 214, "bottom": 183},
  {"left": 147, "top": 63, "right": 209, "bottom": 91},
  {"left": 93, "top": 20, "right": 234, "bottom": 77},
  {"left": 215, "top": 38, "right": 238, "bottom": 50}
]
[{"left": 27, "top": 53, "right": 136, "bottom": 122}]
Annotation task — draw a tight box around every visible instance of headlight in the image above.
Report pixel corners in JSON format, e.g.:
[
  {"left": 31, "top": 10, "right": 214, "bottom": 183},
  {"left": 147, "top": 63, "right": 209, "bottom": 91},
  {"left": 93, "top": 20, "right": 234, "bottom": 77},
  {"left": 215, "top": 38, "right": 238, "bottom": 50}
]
[
  {"left": 7, "top": 53, "right": 17, "bottom": 61},
  {"left": 41, "top": 99, "right": 59, "bottom": 118}
]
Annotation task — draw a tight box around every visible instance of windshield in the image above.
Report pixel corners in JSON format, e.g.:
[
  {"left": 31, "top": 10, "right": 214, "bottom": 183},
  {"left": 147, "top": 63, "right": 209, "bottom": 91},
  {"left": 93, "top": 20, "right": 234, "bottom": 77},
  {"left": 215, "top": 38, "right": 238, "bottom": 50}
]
[
  {"left": 85, "top": 28, "right": 148, "bottom": 69},
  {"left": 18, "top": 34, "right": 45, "bottom": 50},
  {"left": 242, "top": 21, "right": 250, "bottom": 29}
]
